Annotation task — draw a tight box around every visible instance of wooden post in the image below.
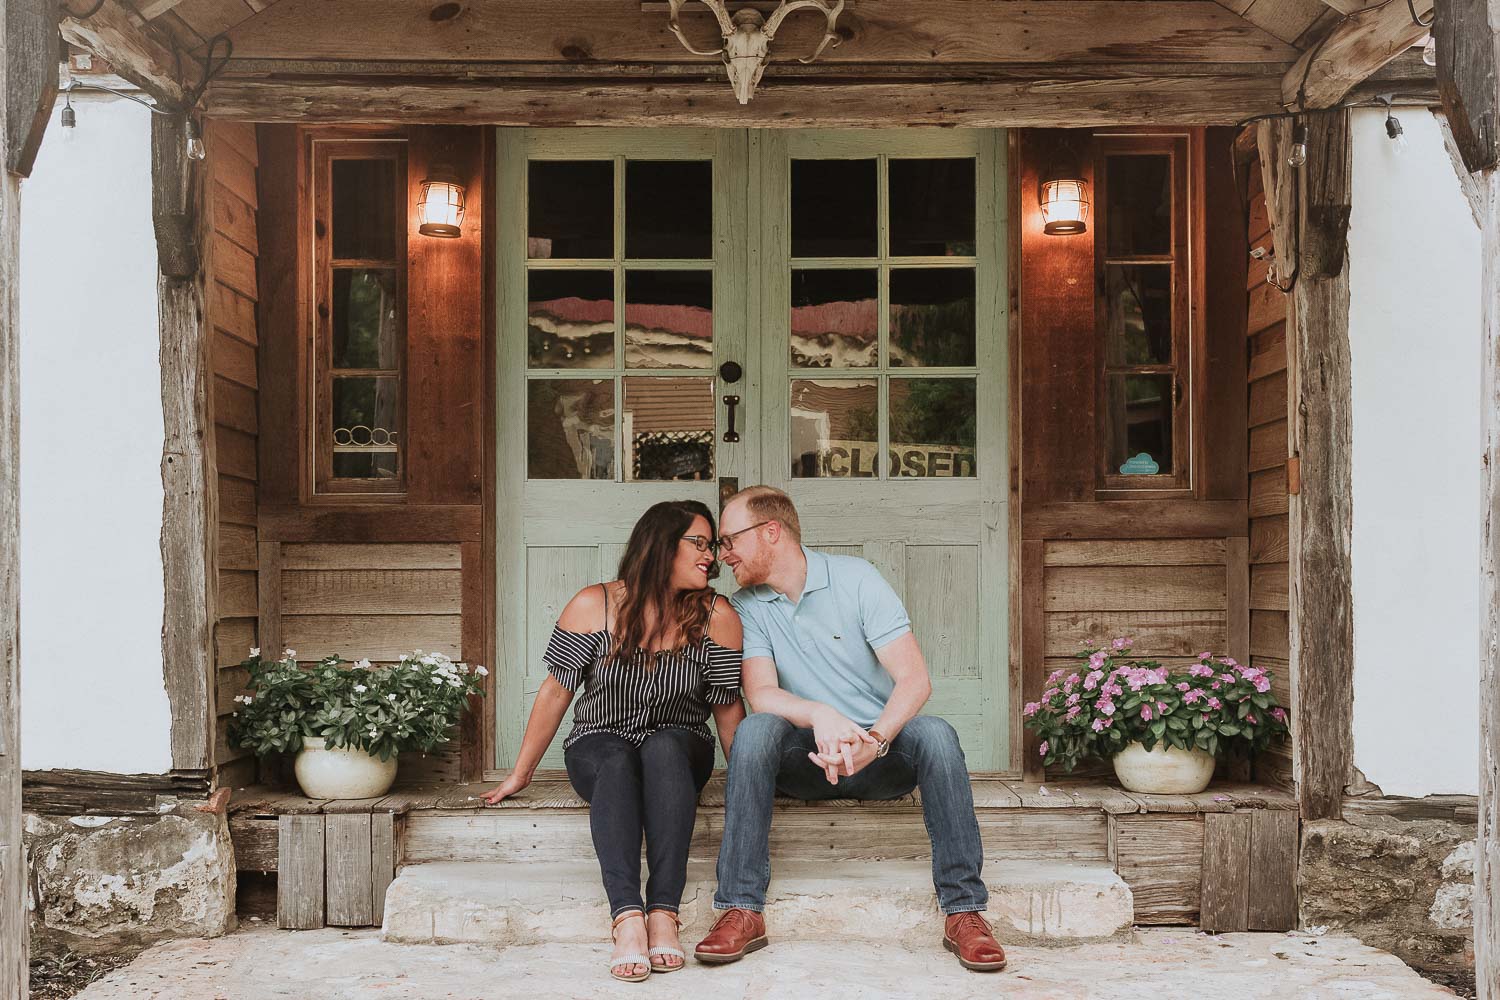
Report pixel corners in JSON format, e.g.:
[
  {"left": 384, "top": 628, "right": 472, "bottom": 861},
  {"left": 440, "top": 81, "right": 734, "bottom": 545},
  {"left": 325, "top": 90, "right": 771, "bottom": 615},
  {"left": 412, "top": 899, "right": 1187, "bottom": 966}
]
[
  {"left": 1, "top": 1, "right": 54, "bottom": 991},
  {"left": 153, "top": 113, "right": 217, "bottom": 772},
  {"left": 1256, "top": 113, "right": 1356, "bottom": 823},
  {"left": 1436, "top": 0, "right": 1500, "bottom": 992}
]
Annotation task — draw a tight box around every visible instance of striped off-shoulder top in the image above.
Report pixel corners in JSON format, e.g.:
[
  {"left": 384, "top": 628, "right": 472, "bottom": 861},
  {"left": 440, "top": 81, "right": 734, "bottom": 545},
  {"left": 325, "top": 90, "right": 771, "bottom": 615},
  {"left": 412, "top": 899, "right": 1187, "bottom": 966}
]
[{"left": 543, "top": 588, "right": 744, "bottom": 750}]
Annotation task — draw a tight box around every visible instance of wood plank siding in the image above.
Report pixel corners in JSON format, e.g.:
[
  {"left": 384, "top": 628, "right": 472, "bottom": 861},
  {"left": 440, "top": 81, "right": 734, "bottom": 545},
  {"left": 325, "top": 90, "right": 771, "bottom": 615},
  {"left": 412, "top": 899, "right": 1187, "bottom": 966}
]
[
  {"left": 1243, "top": 158, "right": 1295, "bottom": 794},
  {"left": 209, "top": 120, "right": 262, "bottom": 789}
]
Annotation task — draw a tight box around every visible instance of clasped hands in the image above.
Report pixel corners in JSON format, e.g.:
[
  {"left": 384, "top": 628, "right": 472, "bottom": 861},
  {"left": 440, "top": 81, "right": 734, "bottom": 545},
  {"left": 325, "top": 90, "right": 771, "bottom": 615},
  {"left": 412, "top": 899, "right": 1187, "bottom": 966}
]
[{"left": 808, "top": 707, "right": 880, "bottom": 785}]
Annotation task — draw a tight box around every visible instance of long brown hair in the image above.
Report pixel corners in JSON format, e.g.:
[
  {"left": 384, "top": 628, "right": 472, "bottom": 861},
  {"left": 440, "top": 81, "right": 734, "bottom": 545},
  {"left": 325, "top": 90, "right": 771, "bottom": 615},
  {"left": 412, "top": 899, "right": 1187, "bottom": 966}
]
[{"left": 609, "top": 500, "right": 719, "bottom": 665}]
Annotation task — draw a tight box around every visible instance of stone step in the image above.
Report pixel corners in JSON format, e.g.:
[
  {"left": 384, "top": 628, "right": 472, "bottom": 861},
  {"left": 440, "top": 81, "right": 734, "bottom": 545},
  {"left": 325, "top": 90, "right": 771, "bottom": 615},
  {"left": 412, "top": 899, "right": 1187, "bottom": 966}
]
[
  {"left": 380, "top": 859, "right": 1135, "bottom": 947},
  {"left": 401, "top": 805, "right": 1112, "bottom": 865}
]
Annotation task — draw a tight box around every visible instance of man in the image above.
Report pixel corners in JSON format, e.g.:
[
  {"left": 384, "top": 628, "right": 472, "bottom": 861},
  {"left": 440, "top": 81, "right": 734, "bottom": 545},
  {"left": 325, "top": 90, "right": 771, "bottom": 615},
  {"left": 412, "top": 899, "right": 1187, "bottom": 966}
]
[{"left": 694, "top": 485, "right": 1006, "bottom": 973}]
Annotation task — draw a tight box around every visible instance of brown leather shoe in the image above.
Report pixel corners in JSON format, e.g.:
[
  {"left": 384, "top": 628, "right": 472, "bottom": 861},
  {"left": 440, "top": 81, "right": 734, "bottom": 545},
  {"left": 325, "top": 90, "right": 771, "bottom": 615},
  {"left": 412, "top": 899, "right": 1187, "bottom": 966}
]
[
  {"left": 943, "top": 912, "right": 1007, "bottom": 972},
  {"left": 693, "top": 908, "right": 768, "bottom": 964}
]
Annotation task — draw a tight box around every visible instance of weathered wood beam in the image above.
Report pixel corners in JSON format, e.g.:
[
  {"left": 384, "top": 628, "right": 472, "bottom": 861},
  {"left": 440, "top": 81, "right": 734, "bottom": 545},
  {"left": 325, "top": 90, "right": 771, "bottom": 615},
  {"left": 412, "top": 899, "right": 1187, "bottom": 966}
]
[
  {"left": 226, "top": 0, "right": 1297, "bottom": 65},
  {"left": 58, "top": 0, "right": 194, "bottom": 106},
  {"left": 5, "top": 0, "right": 58, "bottom": 177},
  {"left": 1435, "top": 0, "right": 1499, "bottom": 172},
  {"left": 203, "top": 71, "right": 1290, "bottom": 125},
  {"left": 1258, "top": 113, "right": 1355, "bottom": 822},
  {"left": 0, "top": 3, "right": 26, "bottom": 992},
  {"left": 152, "top": 113, "right": 216, "bottom": 772},
  {"left": 1280, "top": 0, "right": 1433, "bottom": 108}
]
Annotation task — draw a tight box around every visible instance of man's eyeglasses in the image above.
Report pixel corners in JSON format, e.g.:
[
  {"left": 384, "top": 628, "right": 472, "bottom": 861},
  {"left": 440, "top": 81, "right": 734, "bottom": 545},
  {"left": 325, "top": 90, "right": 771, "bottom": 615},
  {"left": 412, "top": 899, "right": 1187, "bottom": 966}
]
[{"left": 717, "top": 520, "right": 772, "bottom": 554}]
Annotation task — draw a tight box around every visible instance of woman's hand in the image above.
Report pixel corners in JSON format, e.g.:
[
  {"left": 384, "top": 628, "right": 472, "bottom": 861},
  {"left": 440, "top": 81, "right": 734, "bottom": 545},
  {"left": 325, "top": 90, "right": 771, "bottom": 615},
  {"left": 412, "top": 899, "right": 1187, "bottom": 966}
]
[{"left": 481, "top": 771, "right": 531, "bottom": 805}]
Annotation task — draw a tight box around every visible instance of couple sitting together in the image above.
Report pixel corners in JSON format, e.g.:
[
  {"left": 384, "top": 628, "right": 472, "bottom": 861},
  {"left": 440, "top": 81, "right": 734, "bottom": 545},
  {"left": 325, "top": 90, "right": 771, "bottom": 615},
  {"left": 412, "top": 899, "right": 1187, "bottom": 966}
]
[{"left": 482, "top": 485, "right": 1005, "bottom": 981}]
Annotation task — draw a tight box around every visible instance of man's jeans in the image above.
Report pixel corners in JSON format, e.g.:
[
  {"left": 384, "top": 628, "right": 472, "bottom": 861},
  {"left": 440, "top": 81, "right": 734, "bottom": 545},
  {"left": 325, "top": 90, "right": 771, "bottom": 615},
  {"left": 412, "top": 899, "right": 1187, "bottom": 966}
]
[{"left": 713, "top": 713, "right": 988, "bottom": 915}]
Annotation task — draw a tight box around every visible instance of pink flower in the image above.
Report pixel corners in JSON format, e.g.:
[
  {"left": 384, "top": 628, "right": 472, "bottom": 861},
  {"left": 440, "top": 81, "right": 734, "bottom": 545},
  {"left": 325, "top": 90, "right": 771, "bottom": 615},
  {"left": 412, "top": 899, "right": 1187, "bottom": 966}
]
[
  {"left": 1023, "top": 702, "right": 1040, "bottom": 717},
  {"left": 1084, "top": 670, "right": 1105, "bottom": 691},
  {"left": 1066, "top": 692, "right": 1080, "bottom": 706},
  {"left": 1176, "top": 682, "right": 1191, "bottom": 692},
  {"left": 1201, "top": 712, "right": 1212, "bottom": 723},
  {"left": 1104, "top": 682, "right": 1124, "bottom": 697},
  {"left": 1048, "top": 669, "right": 1065, "bottom": 685},
  {"left": 1095, "top": 698, "right": 1116, "bottom": 715},
  {"left": 1189, "top": 663, "right": 1215, "bottom": 678},
  {"left": 1222, "top": 657, "right": 1239, "bottom": 668},
  {"left": 1210, "top": 681, "right": 1222, "bottom": 690},
  {"left": 1184, "top": 688, "right": 1205, "bottom": 704},
  {"left": 1254, "top": 677, "right": 1272, "bottom": 693},
  {"left": 1088, "top": 651, "right": 1108, "bottom": 670},
  {"left": 1271, "top": 707, "right": 1288, "bottom": 723},
  {"left": 1042, "top": 687, "right": 1058, "bottom": 701},
  {"left": 1245, "top": 712, "right": 1258, "bottom": 725},
  {"left": 1198, "top": 651, "right": 1213, "bottom": 660},
  {"left": 1220, "top": 673, "right": 1237, "bottom": 684},
  {"left": 1207, "top": 697, "right": 1222, "bottom": 710},
  {"left": 1039, "top": 740, "right": 1050, "bottom": 756},
  {"left": 1141, "top": 704, "right": 1154, "bottom": 722},
  {"left": 1111, "top": 637, "right": 1132, "bottom": 650},
  {"left": 1066, "top": 704, "right": 1082, "bottom": 720},
  {"left": 1157, "top": 701, "right": 1169, "bottom": 714},
  {"left": 1092, "top": 718, "right": 1107, "bottom": 732},
  {"left": 1066, "top": 673, "right": 1081, "bottom": 689}
]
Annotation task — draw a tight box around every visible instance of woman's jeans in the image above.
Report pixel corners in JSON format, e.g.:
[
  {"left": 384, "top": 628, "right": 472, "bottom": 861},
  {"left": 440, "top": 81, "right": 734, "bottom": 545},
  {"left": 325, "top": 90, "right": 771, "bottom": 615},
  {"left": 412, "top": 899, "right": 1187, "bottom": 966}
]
[
  {"left": 564, "top": 728, "right": 715, "bottom": 919},
  {"left": 712, "top": 712, "right": 988, "bottom": 915}
]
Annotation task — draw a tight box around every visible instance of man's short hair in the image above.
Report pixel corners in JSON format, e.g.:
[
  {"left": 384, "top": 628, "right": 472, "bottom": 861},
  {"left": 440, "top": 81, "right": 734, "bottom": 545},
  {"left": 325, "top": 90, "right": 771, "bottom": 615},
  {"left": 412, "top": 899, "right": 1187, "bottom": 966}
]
[{"left": 726, "top": 485, "right": 802, "bottom": 542}]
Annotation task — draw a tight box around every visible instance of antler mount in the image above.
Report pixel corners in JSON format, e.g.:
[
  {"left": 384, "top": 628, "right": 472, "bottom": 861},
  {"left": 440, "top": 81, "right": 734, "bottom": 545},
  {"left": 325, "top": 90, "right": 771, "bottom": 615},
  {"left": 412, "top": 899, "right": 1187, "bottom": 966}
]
[{"left": 666, "top": 0, "right": 847, "bottom": 104}]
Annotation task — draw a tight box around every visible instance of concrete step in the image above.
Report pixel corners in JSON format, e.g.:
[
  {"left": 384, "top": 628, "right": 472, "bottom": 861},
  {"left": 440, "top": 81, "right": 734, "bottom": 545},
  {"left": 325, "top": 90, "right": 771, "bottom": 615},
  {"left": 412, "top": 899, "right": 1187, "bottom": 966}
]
[{"left": 380, "top": 859, "right": 1135, "bottom": 948}]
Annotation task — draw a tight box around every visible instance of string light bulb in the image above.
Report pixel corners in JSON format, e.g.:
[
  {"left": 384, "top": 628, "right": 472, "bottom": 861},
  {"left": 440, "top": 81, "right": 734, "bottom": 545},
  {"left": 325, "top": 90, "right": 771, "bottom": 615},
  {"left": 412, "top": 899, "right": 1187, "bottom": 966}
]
[
  {"left": 184, "top": 117, "right": 206, "bottom": 161},
  {"left": 1384, "top": 107, "right": 1408, "bottom": 154},
  {"left": 1421, "top": 34, "right": 1437, "bottom": 66},
  {"left": 1287, "top": 123, "right": 1309, "bottom": 168}
]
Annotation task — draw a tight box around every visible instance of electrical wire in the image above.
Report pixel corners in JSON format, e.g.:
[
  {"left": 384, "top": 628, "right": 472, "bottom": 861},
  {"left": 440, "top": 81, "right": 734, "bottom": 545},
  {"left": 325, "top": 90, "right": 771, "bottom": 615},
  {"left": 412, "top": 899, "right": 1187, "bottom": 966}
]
[{"left": 59, "top": 0, "right": 107, "bottom": 19}]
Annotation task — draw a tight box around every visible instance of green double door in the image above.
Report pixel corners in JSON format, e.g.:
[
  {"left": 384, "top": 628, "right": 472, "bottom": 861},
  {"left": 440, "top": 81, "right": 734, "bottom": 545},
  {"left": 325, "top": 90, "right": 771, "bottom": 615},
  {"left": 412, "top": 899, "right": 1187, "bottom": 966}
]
[{"left": 494, "top": 128, "right": 1010, "bottom": 772}]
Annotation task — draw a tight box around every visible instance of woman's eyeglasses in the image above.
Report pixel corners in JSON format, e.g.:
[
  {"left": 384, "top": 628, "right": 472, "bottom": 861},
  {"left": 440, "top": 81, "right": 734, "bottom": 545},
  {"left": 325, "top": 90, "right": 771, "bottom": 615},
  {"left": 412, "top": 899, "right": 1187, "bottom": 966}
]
[{"left": 681, "top": 534, "right": 718, "bottom": 555}]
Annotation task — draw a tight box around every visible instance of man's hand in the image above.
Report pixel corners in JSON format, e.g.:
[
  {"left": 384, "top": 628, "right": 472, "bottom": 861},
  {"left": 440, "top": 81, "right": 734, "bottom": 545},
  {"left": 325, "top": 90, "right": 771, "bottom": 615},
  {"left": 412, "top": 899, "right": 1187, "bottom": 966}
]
[
  {"left": 807, "top": 735, "right": 880, "bottom": 784},
  {"left": 810, "top": 705, "right": 876, "bottom": 768}
]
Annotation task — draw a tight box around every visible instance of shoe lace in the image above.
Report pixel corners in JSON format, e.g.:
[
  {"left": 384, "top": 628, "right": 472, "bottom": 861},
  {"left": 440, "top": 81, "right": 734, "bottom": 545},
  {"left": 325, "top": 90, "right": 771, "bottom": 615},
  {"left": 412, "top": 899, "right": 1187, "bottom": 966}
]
[
  {"left": 715, "top": 908, "right": 757, "bottom": 934},
  {"left": 952, "top": 912, "right": 991, "bottom": 937}
]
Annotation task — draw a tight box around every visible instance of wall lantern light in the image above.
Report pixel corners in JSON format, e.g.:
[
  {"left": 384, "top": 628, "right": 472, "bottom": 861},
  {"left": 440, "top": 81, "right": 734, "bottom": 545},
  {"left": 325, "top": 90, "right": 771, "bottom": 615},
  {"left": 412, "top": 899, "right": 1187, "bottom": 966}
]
[
  {"left": 1039, "top": 161, "right": 1090, "bottom": 236},
  {"left": 417, "top": 167, "right": 466, "bottom": 238}
]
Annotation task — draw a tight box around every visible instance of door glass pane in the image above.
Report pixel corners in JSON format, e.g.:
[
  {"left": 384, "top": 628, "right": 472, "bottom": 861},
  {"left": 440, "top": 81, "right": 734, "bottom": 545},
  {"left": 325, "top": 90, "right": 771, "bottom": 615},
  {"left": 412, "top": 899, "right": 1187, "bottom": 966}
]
[
  {"left": 331, "top": 158, "right": 397, "bottom": 261},
  {"left": 791, "top": 269, "right": 878, "bottom": 368},
  {"left": 528, "top": 379, "right": 615, "bottom": 480},
  {"left": 790, "top": 379, "right": 879, "bottom": 478},
  {"left": 890, "top": 268, "right": 976, "bottom": 368},
  {"left": 528, "top": 270, "right": 614, "bottom": 369},
  {"left": 626, "top": 161, "right": 712, "bottom": 260},
  {"left": 889, "top": 159, "right": 976, "bottom": 257},
  {"left": 332, "top": 375, "right": 400, "bottom": 479},
  {"left": 889, "top": 378, "right": 976, "bottom": 478},
  {"left": 1105, "top": 373, "right": 1173, "bottom": 475},
  {"left": 528, "top": 160, "right": 613, "bottom": 259},
  {"left": 791, "top": 159, "right": 877, "bottom": 258},
  {"left": 1104, "top": 265, "right": 1172, "bottom": 366},
  {"left": 623, "top": 377, "right": 714, "bottom": 481},
  {"left": 332, "top": 268, "right": 400, "bottom": 369},
  {"left": 624, "top": 270, "right": 713, "bottom": 370},
  {"left": 1105, "top": 155, "right": 1172, "bottom": 258}
]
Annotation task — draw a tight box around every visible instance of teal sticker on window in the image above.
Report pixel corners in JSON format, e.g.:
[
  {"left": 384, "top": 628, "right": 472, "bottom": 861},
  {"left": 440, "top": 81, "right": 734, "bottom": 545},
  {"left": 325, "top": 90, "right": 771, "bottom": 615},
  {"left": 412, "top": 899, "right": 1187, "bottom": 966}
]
[{"left": 1119, "top": 452, "right": 1159, "bottom": 475}]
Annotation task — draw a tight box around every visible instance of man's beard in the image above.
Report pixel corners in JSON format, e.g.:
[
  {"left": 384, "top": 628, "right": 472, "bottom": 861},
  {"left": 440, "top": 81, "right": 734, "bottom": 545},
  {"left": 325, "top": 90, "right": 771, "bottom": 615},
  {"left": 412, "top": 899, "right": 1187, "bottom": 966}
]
[{"left": 733, "top": 551, "right": 771, "bottom": 586}]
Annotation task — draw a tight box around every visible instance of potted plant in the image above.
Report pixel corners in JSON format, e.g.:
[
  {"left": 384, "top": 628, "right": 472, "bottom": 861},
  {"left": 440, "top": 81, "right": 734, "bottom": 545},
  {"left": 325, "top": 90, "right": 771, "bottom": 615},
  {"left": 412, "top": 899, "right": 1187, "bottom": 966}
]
[
  {"left": 227, "top": 648, "right": 488, "bottom": 799},
  {"left": 1022, "top": 638, "right": 1289, "bottom": 794}
]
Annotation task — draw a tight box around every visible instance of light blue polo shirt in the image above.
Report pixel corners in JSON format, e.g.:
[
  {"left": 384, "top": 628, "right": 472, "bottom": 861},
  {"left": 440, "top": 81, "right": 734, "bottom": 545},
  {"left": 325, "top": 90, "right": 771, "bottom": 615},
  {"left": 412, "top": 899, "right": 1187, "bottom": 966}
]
[{"left": 729, "top": 546, "right": 911, "bottom": 728}]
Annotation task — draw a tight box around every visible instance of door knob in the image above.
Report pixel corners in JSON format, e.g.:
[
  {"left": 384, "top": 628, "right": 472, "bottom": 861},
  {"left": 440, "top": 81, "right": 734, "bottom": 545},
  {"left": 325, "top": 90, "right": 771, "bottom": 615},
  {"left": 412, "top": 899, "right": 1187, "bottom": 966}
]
[{"left": 719, "top": 361, "right": 743, "bottom": 384}]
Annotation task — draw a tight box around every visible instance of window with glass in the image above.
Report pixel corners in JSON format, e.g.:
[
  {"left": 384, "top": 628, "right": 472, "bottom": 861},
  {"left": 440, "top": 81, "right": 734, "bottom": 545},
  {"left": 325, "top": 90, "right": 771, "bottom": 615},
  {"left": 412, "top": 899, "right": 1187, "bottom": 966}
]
[
  {"left": 788, "top": 156, "right": 979, "bottom": 479},
  {"left": 525, "top": 158, "right": 718, "bottom": 482},
  {"left": 313, "top": 140, "right": 408, "bottom": 494},
  {"left": 1095, "top": 134, "right": 1191, "bottom": 491}
]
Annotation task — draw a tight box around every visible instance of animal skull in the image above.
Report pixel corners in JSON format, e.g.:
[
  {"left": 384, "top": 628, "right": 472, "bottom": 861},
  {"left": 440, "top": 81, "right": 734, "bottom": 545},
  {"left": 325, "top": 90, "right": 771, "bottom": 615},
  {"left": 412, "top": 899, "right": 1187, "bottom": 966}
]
[{"left": 668, "top": 0, "right": 846, "bottom": 104}]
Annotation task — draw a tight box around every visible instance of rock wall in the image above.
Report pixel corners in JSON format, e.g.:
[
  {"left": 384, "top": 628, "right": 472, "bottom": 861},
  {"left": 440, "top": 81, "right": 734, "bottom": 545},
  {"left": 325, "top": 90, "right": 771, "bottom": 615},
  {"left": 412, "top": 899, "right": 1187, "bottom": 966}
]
[
  {"left": 1299, "top": 801, "right": 1475, "bottom": 975},
  {"left": 24, "top": 802, "right": 237, "bottom": 955}
]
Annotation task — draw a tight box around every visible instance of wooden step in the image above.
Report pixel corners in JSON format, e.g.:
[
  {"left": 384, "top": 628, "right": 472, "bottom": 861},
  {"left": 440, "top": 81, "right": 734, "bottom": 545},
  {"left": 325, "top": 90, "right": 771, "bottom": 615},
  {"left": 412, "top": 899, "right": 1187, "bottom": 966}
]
[{"left": 380, "top": 859, "right": 1135, "bottom": 947}]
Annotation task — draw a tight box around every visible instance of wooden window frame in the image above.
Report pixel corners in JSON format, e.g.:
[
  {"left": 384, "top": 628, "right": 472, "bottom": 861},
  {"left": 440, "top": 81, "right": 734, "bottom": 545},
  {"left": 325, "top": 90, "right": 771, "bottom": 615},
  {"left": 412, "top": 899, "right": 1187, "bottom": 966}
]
[
  {"left": 1093, "top": 132, "right": 1194, "bottom": 495},
  {"left": 311, "top": 137, "right": 410, "bottom": 498}
]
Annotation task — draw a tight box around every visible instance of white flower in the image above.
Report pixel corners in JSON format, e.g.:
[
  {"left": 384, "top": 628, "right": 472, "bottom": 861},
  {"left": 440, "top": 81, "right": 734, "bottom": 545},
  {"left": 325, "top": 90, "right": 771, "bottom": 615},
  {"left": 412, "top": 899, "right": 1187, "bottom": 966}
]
[
  {"left": 249, "top": 646, "right": 261, "bottom": 657},
  {"left": 355, "top": 658, "right": 372, "bottom": 670},
  {"left": 235, "top": 694, "right": 254, "bottom": 705},
  {"left": 474, "top": 665, "right": 489, "bottom": 677},
  {"left": 283, "top": 648, "right": 297, "bottom": 659},
  {"left": 353, "top": 684, "right": 367, "bottom": 694},
  {"left": 387, "top": 694, "right": 398, "bottom": 702}
]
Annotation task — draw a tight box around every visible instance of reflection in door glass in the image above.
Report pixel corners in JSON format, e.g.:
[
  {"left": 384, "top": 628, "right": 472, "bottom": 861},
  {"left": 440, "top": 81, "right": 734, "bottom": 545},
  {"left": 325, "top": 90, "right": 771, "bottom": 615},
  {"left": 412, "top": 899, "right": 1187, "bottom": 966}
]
[
  {"left": 1105, "top": 373, "right": 1173, "bottom": 475},
  {"left": 790, "top": 379, "right": 879, "bottom": 478},
  {"left": 527, "top": 270, "right": 615, "bottom": 369},
  {"left": 623, "top": 377, "right": 714, "bottom": 481},
  {"left": 889, "top": 378, "right": 976, "bottom": 477},
  {"left": 1103, "top": 264, "right": 1172, "bottom": 366},
  {"left": 624, "top": 270, "right": 713, "bottom": 369},
  {"left": 528, "top": 379, "right": 615, "bottom": 479},
  {"left": 790, "top": 269, "right": 877, "bottom": 368},
  {"left": 889, "top": 268, "right": 976, "bottom": 367}
]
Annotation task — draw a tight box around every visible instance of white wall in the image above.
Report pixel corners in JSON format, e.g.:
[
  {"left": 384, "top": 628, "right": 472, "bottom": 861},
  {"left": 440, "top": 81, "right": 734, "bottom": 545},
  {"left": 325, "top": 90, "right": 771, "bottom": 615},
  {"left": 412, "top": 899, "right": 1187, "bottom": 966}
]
[
  {"left": 1348, "top": 107, "right": 1482, "bottom": 797},
  {"left": 18, "top": 95, "right": 172, "bottom": 773}
]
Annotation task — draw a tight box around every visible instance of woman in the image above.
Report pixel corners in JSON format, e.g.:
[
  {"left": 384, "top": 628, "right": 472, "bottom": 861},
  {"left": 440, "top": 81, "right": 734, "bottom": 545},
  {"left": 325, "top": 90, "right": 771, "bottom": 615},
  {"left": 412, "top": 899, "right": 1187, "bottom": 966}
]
[{"left": 482, "top": 500, "right": 745, "bottom": 982}]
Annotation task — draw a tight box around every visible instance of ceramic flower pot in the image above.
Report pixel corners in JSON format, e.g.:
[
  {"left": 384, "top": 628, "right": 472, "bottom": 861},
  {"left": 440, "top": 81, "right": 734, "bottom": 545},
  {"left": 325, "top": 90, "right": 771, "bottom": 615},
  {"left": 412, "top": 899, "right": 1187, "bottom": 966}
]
[
  {"left": 293, "top": 736, "right": 398, "bottom": 799},
  {"left": 1111, "top": 740, "right": 1215, "bottom": 794}
]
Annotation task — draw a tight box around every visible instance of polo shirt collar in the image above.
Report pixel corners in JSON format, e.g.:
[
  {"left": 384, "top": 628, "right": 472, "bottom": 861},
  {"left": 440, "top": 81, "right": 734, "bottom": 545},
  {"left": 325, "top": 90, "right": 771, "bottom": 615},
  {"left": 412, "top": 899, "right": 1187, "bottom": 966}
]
[{"left": 754, "top": 544, "right": 829, "bottom": 601}]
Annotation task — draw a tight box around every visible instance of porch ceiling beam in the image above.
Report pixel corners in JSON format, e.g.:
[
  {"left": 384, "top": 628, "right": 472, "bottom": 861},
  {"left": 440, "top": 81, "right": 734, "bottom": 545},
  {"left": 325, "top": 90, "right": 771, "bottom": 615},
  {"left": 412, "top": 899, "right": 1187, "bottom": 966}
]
[
  {"left": 58, "top": 0, "right": 196, "bottom": 106},
  {"left": 203, "top": 71, "right": 1291, "bottom": 125},
  {"left": 223, "top": 0, "right": 1299, "bottom": 65},
  {"left": 1279, "top": 0, "right": 1433, "bottom": 109},
  {"left": 5, "top": 0, "right": 58, "bottom": 177}
]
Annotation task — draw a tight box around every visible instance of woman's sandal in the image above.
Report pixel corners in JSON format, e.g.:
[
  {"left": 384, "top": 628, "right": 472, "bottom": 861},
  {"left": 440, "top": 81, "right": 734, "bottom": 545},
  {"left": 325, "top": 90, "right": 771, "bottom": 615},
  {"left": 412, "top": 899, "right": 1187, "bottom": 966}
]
[
  {"left": 609, "top": 911, "right": 651, "bottom": 983},
  {"left": 646, "top": 909, "right": 687, "bottom": 974}
]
